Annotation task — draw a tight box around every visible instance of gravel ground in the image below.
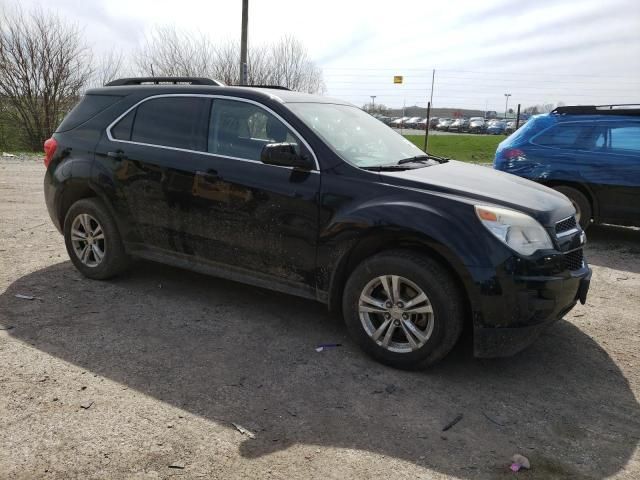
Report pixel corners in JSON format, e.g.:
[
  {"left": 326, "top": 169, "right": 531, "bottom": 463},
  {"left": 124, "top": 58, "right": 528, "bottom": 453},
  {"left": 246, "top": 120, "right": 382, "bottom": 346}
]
[{"left": 1, "top": 155, "right": 639, "bottom": 479}]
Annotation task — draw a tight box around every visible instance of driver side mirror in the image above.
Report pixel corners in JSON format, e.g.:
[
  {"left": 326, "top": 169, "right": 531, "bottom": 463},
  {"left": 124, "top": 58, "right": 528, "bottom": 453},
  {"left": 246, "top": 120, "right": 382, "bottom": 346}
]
[{"left": 260, "top": 143, "right": 314, "bottom": 170}]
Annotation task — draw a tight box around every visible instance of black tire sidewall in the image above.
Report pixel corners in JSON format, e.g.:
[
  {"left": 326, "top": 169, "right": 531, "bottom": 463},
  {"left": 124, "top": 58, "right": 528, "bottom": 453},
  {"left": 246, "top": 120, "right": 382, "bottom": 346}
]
[
  {"left": 63, "top": 198, "right": 128, "bottom": 279},
  {"left": 342, "top": 252, "right": 463, "bottom": 369},
  {"left": 554, "top": 186, "right": 591, "bottom": 230}
]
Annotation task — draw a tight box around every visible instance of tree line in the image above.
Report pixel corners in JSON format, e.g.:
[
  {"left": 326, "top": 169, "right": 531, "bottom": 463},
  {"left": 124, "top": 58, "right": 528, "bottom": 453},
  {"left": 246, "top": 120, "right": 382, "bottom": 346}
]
[{"left": 0, "top": 5, "right": 325, "bottom": 152}]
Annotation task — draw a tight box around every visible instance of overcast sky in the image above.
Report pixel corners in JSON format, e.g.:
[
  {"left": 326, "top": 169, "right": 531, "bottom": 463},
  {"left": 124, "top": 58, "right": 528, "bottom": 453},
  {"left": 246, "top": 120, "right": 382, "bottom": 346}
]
[{"left": 8, "top": 0, "right": 640, "bottom": 110}]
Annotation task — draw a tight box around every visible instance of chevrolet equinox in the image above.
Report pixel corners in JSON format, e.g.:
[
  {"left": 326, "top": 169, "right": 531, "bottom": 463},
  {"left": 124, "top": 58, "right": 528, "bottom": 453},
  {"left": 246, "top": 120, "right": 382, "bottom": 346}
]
[{"left": 43, "top": 77, "right": 592, "bottom": 369}]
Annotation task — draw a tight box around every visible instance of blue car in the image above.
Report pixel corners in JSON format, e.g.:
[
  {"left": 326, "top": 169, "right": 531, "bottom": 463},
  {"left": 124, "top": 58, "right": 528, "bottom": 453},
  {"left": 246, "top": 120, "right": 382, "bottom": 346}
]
[
  {"left": 486, "top": 120, "right": 506, "bottom": 135},
  {"left": 494, "top": 105, "right": 640, "bottom": 229}
]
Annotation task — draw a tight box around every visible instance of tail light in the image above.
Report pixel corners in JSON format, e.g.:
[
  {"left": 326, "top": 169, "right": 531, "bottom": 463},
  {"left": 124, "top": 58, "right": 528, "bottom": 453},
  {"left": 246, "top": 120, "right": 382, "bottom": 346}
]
[
  {"left": 501, "top": 148, "right": 525, "bottom": 161},
  {"left": 43, "top": 137, "right": 58, "bottom": 168}
]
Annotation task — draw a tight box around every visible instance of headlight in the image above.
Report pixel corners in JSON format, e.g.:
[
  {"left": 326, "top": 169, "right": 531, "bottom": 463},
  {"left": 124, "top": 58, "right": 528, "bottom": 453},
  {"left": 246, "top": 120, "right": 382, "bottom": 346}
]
[{"left": 475, "top": 205, "right": 553, "bottom": 256}]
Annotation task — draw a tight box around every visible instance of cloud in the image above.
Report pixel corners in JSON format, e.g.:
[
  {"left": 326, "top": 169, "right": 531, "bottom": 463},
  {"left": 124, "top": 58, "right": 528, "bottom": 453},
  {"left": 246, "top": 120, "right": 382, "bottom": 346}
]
[{"left": 315, "top": 28, "right": 376, "bottom": 65}]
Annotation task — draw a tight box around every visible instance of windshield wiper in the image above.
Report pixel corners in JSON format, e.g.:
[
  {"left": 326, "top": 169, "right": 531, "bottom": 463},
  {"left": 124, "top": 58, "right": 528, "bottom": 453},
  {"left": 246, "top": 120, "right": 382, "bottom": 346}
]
[
  {"left": 361, "top": 164, "right": 415, "bottom": 171},
  {"left": 397, "top": 154, "right": 449, "bottom": 165},
  {"left": 360, "top": 153, "right": 450, "bottom": 171}
]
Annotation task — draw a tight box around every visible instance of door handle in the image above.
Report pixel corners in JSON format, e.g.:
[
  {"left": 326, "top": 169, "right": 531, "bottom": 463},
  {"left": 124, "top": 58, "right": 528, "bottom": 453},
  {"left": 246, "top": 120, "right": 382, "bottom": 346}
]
[
  {"left": 107, "top": 150, "right": 127, "bottom": 161},
  {"left": 197, "top": 169, "right": 221, "bottom": 183}
]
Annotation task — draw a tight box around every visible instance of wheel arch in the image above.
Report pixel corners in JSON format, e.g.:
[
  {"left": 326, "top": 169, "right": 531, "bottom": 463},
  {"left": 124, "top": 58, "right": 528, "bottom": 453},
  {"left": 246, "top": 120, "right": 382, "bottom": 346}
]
[
  {"left": 326, "top": 230, "right": 475, "bottom": 331},
  {"left": 539, "top": 180, "right": 599, "bottom": 221},
  {"left": 57, "top": 179, "right": 125, "bottom": 241},
  {"left": 57, "top": 180, "right": 99, "bottom": 229}
]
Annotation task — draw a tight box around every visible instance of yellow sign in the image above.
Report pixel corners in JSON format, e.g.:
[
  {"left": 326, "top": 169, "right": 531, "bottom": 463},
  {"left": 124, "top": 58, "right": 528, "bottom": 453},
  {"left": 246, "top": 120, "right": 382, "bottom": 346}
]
[{"left": 393, "top": 75, "right": 403, "bottom": 84}]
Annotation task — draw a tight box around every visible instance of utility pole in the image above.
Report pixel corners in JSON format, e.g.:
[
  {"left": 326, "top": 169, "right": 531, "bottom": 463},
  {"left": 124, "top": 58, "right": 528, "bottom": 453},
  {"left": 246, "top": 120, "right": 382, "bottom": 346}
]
[
  {"left": 504, "top": 93, "right": 512, "bottom": 120},
  {"left": 423, "top": 101, "right": 431, "bottom": 153},
  {"left": 429, "top": 69, "right": 435, "bottom": 107},
  {"left": 370, "top": 95, "right": 376, "bottom": 112},
  {"left": 240, "top": 0, "right": 249, "bottom": 85},
  {"left": 425, "top": 69, "right": 435, "bottom": 150}
]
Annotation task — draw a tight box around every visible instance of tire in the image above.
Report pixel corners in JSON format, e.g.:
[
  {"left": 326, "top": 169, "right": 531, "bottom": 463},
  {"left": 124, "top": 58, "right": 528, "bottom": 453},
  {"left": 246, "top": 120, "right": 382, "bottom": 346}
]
[
  {"left": 553, "top": 186, "right": 592, "bottom": 230},
  {"left": 63, "top": 198, "right": 130, "bottom": 279},
  {"left": 342, "top": 250, "right": 465, "bottom": 370}
]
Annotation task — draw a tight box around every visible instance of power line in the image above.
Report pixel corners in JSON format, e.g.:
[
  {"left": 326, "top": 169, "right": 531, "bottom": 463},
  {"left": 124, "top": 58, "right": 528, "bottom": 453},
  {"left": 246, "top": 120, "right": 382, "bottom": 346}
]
[{"left": 322, "top": 67, "right": 639, "bottom": 80}]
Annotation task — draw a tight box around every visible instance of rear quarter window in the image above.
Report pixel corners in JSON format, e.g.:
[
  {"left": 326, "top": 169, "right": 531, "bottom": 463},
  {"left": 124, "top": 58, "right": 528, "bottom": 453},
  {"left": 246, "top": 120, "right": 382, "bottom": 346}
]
[
  {"left": 56, "top": 94, "right": 124, "bottom": 132},
  {"left": 504, "top": 115, "right": 551, "bottom": 144}
]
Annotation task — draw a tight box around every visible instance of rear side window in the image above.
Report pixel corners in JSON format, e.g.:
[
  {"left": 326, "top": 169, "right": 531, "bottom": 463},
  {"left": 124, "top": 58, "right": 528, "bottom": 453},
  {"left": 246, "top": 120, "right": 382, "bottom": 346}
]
[
  {"left": 610, "top": 126, "right": 640, "bottom": 152},
  {"left": 125, "top": 97, "right": 211, "bottom": 151},
  {"left": 56, "top": 94, "right": 123, "bottom": 132},
  {"left": 532, "top": 124, "right": 585, "bottom": 148}
]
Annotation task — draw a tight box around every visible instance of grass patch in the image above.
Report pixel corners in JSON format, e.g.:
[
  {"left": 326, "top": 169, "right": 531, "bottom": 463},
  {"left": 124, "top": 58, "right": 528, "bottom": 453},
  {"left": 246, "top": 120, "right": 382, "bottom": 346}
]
[{"left": 404, "top": 134, "right": 503, "bottom": 163}]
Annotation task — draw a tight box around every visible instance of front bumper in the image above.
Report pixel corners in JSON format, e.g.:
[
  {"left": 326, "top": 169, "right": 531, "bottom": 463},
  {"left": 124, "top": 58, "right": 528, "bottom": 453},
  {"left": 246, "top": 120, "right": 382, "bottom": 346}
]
[{"left": 471, "top": 263, "right": 591, "bottom": 358}]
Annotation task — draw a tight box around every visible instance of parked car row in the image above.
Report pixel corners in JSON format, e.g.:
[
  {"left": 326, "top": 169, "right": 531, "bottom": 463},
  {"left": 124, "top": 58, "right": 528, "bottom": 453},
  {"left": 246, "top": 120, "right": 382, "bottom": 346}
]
[
  {"left": 374, "top": 114, "right": 527, "bottom": 135},
  {"left": 375, "top": 116, "right": 441, "bottom": 129}
]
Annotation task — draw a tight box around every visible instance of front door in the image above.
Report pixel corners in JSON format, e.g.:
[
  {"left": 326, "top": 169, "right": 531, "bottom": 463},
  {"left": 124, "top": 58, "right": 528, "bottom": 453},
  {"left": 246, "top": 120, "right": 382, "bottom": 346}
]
[
  {"left": 590, "top": 121, "right": 640, "bottom": 223},
  {"left": 186, "top": 97, "right": 320, "bottom": 288}
]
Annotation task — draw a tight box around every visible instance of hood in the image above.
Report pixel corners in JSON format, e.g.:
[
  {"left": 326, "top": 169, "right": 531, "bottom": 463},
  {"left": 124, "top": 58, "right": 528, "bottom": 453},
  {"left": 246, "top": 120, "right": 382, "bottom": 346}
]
[{"left": 379, "top": 160, "right": 574, "bottom": 226}]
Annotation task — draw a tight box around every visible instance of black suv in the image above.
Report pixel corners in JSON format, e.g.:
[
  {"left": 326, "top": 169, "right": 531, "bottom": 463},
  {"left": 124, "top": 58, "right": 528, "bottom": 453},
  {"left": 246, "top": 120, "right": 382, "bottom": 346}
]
[{"left": 44, "top": 77, "right": 591, "bottom": 369}]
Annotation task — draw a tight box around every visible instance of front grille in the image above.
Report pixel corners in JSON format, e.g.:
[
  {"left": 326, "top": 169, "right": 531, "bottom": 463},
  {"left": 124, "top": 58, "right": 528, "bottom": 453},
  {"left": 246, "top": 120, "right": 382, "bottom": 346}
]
[
  {"left": 556, "top": 216, "right": 577, "bottom": 235},
  {"left": 565, "top": 249, "right": 584, "bottom": 271}
]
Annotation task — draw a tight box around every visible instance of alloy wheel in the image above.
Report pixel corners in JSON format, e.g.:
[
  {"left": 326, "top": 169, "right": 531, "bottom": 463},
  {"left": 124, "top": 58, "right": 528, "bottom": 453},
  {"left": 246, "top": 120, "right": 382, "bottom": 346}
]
[
  {"left": 70, "top": 213, "right": 106, "bottom": 268},
  {"left": 358, "top": 275, "right": 435, "bottom": 353}
]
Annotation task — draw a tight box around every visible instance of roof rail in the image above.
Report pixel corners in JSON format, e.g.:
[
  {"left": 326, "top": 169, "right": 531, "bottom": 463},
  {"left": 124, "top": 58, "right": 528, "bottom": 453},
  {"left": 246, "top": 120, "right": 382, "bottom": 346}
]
[
  {"left": 105, "top": 77, "right": 223, "bottom": 86},
  {"left": 552, "top": 104, "right": 640, "bottom": 116},
  {"left": 233, "top": 84, "right": 291, "bottom": 91}
]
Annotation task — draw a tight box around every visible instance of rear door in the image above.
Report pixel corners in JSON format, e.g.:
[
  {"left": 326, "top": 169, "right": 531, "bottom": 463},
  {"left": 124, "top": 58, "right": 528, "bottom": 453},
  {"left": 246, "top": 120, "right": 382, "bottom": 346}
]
[{"left": 95, "top": 95, "right": 211, "bottom": 252}]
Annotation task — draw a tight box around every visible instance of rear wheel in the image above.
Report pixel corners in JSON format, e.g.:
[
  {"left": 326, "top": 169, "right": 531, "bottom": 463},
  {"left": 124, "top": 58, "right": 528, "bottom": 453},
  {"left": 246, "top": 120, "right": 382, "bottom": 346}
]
[
  {"left": 553, "top": 186, "right": 592, "bottom": 230},
  {"left": 63, "top": 198, "right": 130, "bottom": 279},
  {"left": 342, "top": 250, "right": 465, "bottom": 369}
]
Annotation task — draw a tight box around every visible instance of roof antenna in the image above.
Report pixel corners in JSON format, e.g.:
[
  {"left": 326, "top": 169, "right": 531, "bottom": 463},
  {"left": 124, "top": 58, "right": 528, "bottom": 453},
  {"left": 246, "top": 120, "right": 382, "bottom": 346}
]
[{"left": 150, "top": 63, "right": 155, "bottom": 76}]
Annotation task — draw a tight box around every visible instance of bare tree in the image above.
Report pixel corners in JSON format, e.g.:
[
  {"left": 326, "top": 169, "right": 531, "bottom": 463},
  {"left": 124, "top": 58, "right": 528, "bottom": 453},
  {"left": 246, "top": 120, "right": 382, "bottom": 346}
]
[
  {"left": 134, "top": 26, "right": 216, "bottom": 78},
  {"left": 362, "top": 103, "right": 390, "bottom": 115},
  {"left": 0, "top": 5, "right": 92, "bottom": 150},
  {"left": 92, "top": 49, "right": 126, "bottom": 87},
  {"left": 524, "top": 101, "right": 566, "bottom": 115},
  {"left": 267, "top": 35, "right": 325, "bottom": 93},
  {"left": 133, "top": 26, "right": 325, "bottom": 93},
  {"left": 212, "top": 39, "right": 240, "bottom": 84}
]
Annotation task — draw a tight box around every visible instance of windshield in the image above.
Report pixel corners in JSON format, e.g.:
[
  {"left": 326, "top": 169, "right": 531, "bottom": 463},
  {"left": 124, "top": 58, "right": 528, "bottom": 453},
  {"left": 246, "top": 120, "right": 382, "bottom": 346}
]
[{"left": 287, "top": 103, "right": 427, "bottom": 167}]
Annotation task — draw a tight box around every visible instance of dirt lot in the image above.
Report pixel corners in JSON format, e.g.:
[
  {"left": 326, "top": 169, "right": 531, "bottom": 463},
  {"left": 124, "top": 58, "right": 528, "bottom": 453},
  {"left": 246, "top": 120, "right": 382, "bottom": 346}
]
[{"left": 1, "top": 156, "right": 639, "bottom": 479}]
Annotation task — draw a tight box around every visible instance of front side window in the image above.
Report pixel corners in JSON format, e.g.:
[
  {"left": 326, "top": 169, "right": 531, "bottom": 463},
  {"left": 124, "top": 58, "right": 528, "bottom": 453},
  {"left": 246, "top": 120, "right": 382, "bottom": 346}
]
[
  {"left": 610, "top": 125, "right": 640, "bottom": 152},
  {"left": 287, "top": 102, "right": 425, "bottom": 167},
  {"left": 209, "top": 99, "right": 302, "bottom": 161},
  {"left": 119, "top": 97, "right": 210, "bottom": 151}
]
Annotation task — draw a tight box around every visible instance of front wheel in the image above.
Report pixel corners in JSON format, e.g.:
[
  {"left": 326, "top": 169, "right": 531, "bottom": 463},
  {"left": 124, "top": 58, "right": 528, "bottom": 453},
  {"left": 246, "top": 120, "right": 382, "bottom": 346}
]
[{"left": 342, "top": 250, "right": 465, "bottom": 369}]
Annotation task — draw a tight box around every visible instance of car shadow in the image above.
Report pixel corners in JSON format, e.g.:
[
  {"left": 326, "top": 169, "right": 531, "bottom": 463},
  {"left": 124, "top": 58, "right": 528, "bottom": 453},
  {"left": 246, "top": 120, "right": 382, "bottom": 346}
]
[
  {"left": 1, "top": 260, "right": 638, "bottom": 479},
  {"left": 586, "top": 224, "right": 640, "bottom": 274}
]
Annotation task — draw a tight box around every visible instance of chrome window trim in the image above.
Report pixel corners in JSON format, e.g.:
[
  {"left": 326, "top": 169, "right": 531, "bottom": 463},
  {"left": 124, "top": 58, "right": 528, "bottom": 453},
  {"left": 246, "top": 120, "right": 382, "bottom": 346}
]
[{"left": 105, "top": 93, "right": 320, "bottom": 171}]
